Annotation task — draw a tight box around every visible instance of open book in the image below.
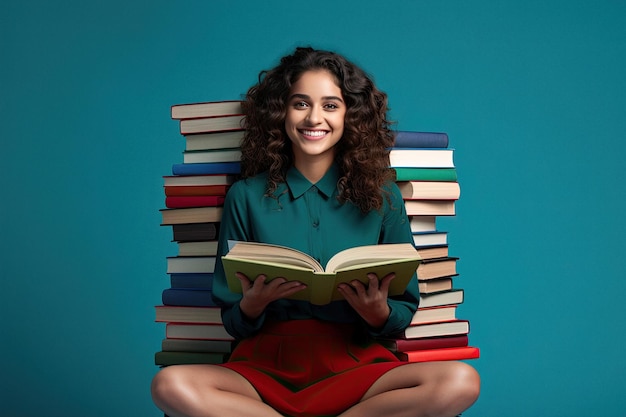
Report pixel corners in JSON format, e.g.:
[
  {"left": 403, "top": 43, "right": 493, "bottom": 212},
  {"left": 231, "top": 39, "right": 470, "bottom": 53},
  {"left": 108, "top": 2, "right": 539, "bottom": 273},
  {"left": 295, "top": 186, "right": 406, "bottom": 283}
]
[{"left": 222, "top": 241, "right": 421, "bottom": 305}]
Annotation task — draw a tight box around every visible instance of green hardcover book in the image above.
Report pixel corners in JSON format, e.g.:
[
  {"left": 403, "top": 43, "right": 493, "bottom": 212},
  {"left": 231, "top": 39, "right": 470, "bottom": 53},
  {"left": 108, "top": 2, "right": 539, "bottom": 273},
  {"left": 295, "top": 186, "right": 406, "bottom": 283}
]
[
  {"left": 222, "top": 242, "right": 421, "bottom": 305},
  {"left": 394, "top": 168, "right": 458, "bottom": 182}
]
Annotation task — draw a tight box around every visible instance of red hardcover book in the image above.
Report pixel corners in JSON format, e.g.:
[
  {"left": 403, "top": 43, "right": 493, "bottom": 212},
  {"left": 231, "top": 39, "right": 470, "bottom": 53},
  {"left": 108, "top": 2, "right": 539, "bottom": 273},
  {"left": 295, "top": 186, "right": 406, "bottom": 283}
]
[
  {"left": 164, "top": 184, "right": 230, "bottom": 197},
  {"left": 165, "top": 195, "right": 226, "bottom": 208},
  {"left": 376, "top": 334, "right": 469, "bottom": 352},
  {"left": 396, "top": 346, "right": 480, "bottom": 362}
]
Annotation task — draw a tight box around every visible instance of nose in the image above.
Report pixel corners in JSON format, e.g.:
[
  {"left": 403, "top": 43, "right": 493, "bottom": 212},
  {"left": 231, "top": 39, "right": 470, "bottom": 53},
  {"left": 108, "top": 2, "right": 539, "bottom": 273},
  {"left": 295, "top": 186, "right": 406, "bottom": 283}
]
[{"left": 306, "top": 105, "right": 322, "bottom": 125}]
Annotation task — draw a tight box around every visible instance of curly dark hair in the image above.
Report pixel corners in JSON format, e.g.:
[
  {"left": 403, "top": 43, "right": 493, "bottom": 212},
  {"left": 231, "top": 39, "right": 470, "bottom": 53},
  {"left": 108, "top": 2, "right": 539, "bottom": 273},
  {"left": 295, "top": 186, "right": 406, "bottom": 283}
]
[{"left": 240, "top": 46, "right": 396, "bottom": 213}]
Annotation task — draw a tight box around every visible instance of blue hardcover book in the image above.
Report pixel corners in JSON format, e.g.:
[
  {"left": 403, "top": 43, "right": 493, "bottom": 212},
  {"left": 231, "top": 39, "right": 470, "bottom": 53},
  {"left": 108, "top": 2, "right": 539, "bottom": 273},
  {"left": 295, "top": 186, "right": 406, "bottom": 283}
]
[
  {"left": 170, "top": 273, "right": 214, "bottom": 289},
  {"left": 172, "top": 161, "right": 241, "bottom": 176},
  {"left": 393, "top": 131, "right": 449, "bottom": 148},
  {"left": 162, "top": 288, "right": 217, "bottom": 307}
]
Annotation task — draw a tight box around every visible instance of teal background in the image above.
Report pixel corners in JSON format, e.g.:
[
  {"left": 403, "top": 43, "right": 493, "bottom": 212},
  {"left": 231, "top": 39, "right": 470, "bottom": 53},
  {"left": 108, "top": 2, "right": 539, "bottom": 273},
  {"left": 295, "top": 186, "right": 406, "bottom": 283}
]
[{"left": 2, "top": 1, "right": 625, "bottom": 416}]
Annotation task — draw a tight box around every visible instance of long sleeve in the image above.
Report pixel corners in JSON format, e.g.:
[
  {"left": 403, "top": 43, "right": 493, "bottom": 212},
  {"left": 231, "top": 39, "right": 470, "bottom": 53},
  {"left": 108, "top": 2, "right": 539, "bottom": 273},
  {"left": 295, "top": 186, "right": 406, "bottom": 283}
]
[
  {"left": 211, "top": 168, "right": 419, "bottom": 340},
  {"left": 211, "top": 180, "right": 268, "bottom": 339},
  {"left": 369, "top": 182, "right": 420, "bottom": 337}
]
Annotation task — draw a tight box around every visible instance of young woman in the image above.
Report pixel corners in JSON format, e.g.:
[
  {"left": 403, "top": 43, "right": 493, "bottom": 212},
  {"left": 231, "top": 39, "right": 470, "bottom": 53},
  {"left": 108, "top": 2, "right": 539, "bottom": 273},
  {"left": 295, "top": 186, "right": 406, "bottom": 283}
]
[{"left": 152, "top": 46, "right": 480, "bottom": 417}]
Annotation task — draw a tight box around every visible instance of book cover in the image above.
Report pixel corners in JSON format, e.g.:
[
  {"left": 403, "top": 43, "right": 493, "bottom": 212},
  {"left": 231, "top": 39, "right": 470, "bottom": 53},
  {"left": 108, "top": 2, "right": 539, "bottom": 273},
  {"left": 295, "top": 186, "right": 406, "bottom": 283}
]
[
  {"left": 166, "top": 256, "right": 216, "bottom": 274},
  {"left": 419, "top": 277, "right": 453, "bottom": 294},
  {"left": 412, "top": 232, "right": 448, "bottom": 247},
  {"left": 393, "top": 131, "right": 449, "bottom": 148},
  {"left": 389, "top": 148, "right": 455, "bottom": 168},
  {"left": 185, "top": 130, "right": 244, "bottom": 151},
  {"left": 182, "top": 148, "right": 242, "bottom": 164},
  {"left": 160, "top": 207, "right": 223, "bottom": 225},
  {"left": 169, "top": 273, "right": 214, "bottom": 289},
  {"left": 414, "top": 245, "right": 449, "bottom": 260},
  {"left": 166, "top": 323, "right": 235, "bottom": 341},
  {"left": 401, "top": 319, "right": 470, "bottom": 339},
  {"left": 155, "top": 305, "right": 222, "bottom": 324},
  {"left": 180, "top": 114, "right": 245, "bottom": 134},
  {"left": 394, "top": 168, "right": 458, "bottom": 182},
  {"left": 165, "top": 195, "right": 226, "bottom": 209},
  {"left": 164, "top": 184, "right": 230, "bottom": 197},
  {"left": 171, "top": 100, "right": 243, "bottom": 120},
  {"left": 396, "top": 346, "right": 480, "bottom": 362},
  {"left": 410, "top": 305, "right": 458, "bottom": 325},
  {"left": 417, "top": 257, "right": 459, "bottom": 280},
  {"left": 222, "top": 242, "right": 421, "bottom": 306},
  {"left": 409, "top": 216, "right": 437, "bottom": 233},
  {"left": 419, "top": 289, "right": 464, "bottom": 308},
  {"left": 376, "top": 334, "right": 469, "bottom": 352},
  {"left": 161, "top": 288, "right": 218, "bottom": 307},
  {"left": 172, "top": 223, "right": 220, "bottom": 242},
  {"left": 404, "top": 200, "right": 456, "bottom": 216},
  {"left": 161, "top": 338, "right": 234, "bottom": 353},
  {"left": 178, "top": 241, "right": 219, "bottom": 257},
  {"left": 172, "top": 161, "right": 241, "bottom": 176},
  {"left": 397, "top": 181, "right": 461, "bottom": 200},
  {"left": 163, "top": 174, "right": 235, "bottom": 187}
]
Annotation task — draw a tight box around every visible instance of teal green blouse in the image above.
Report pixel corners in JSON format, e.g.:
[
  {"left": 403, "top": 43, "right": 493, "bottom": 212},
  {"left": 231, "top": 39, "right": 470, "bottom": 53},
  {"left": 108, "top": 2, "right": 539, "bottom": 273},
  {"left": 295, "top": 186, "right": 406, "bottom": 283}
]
[{"left": 212, "top": 164, "right": 420, "bottom": 339}]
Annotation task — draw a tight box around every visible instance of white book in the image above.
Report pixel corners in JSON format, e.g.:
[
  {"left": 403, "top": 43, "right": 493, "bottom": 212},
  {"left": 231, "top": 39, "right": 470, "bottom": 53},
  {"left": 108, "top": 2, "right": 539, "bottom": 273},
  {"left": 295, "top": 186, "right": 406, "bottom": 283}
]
[{"left": 389, "top": 148, "right": 455, "bottom": 168}]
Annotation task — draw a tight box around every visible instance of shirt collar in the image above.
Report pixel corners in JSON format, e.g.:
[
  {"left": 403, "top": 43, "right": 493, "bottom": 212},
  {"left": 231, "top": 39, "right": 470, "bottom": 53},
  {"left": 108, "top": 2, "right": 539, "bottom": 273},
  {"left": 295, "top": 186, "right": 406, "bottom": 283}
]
[{"left": 286, "top": 164, "right": 340, "bottom": 199}]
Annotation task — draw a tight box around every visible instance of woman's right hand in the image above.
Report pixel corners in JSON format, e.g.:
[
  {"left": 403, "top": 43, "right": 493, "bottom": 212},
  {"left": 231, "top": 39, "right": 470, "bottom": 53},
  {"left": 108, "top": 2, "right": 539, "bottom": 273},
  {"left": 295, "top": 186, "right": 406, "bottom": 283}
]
[{"left": 236, "top": 272, "right": 306, "bottom": 320}]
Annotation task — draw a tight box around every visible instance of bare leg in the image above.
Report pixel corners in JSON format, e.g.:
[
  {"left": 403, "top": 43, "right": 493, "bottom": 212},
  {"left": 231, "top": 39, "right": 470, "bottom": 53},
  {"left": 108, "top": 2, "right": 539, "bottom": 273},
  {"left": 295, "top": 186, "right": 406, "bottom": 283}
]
[
  {"left": 339, "top": 361, "right": 480, "bottom": 417},
  {"left": 151, "top": 364, "right": 283, "bottom": 417}
]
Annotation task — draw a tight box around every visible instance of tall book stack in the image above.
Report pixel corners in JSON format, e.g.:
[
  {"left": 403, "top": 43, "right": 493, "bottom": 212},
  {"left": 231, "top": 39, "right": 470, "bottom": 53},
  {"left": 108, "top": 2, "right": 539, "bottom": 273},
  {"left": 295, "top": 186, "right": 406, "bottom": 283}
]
[
  {"left": 155, "top": 102, "right": 478, "bottom": 367},
  {"left": 376, "top": 131, "right": 480, "bottom": 363},
  {"left": 155, "top": 101, "right": 245, "bottom": 367}
]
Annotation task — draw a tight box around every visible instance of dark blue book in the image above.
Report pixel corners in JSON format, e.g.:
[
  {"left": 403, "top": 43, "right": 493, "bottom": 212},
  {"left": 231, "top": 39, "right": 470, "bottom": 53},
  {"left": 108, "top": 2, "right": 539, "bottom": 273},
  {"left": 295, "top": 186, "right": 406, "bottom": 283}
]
[
  {"left": 170, "top": 273, "right": 214, "bottom": 289},
  {"left": 162, "top": 288, "right": 217, "bottom": 307},
  {"left": 393, "top": 131, "right": 449, "bottom": 148},
  {"left": 172, "top": 161, "right": 241, "bottom": 176}
]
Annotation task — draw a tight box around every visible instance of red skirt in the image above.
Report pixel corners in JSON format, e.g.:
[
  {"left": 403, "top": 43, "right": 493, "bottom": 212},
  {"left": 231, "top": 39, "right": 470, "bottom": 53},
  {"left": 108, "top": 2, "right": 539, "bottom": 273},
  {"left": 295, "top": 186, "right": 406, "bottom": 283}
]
[{"left": 219, "top": 319, "right": 405, "bottom": 417}]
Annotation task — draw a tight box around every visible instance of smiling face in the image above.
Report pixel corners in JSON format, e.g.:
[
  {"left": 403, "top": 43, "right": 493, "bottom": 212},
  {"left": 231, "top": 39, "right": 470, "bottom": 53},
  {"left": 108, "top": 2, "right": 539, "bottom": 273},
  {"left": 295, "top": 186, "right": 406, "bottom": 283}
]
[{"left": 285, "top": 70, "right": 346, "bottom": 177}]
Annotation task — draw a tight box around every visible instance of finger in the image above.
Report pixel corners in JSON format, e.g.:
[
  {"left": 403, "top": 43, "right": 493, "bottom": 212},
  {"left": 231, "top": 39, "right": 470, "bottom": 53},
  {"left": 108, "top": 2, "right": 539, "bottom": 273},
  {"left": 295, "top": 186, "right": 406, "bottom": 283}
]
[
  {"left": 337, "top": 283, "right": 354, "bottom": 295},
  {"left": 280, "top": 282, "right": 307, "bottom": 297},
  {"left": 250, "top": 274, "right": 268, "bottom": 289},
  {"left": 367, "top": 273, "right": 380, "bottom": 291},
  {"left": 235, "top": 272, "right": 252, "bottom": 290},
  {"left": 350, "top": 280, "right": 367, "bottom": 297},
  {"left": 337, "top": 284, "right": 357, "bottom": 304},
  {"left": 265, "top": 276, "right": 288, "bottom": 290},
  {"left": 378, "top": 272, "right": 395, "bottom": 293}
]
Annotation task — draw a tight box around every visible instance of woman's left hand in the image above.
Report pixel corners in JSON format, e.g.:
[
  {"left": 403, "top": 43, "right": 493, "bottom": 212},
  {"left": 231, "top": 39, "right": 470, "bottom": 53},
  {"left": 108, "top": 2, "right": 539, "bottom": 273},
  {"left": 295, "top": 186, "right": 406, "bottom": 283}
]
[{"left": 337, "top": 272, "right": 394, "bottom": 329}]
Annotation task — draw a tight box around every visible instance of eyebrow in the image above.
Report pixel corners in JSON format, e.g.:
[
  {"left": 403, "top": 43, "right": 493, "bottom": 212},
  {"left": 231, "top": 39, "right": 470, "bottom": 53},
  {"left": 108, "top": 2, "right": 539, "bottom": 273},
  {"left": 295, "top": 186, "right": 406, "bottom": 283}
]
[{"left": 289, "top": 93, "right": 344, "bottom": 103}]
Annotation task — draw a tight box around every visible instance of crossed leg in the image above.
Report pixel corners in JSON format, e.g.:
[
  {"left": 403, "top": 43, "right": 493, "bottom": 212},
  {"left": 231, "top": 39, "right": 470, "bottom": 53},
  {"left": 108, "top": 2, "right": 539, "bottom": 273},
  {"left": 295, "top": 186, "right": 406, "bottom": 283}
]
[
  {"left": 151, "top": 360, "right": 479, "bottom": 417},
  {"left": 341, "top": 361, "right": 480, "bottom": 417},
  {"left": 151, "top": 364, "right": 282, "bottom": 417}
]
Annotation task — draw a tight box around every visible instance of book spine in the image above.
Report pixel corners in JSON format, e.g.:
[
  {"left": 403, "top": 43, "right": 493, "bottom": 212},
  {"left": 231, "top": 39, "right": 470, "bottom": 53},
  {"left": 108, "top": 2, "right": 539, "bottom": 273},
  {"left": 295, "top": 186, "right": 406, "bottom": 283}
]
[
  {"left": 162, "top": 289, "right": 217, "bottom": 307},
  {"left": 172, "top": 162, "right": 241, "bottom": 175},
  {"left": 393, "top": 131, "right": 449, "bottom": 148}
]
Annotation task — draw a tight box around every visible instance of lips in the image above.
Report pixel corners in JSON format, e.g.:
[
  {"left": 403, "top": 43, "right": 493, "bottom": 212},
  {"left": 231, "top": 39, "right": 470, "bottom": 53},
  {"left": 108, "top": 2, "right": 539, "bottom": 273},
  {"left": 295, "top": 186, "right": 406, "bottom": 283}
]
[{"left": 299, "top": 129, "right": 328, "bottom": 139}]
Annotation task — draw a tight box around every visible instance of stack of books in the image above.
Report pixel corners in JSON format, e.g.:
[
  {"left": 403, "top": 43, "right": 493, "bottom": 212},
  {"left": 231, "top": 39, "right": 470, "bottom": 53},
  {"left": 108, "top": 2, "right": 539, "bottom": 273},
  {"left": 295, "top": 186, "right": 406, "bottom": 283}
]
[
  {"left": 376, "top": 131, "right": 480, "bottom": 363},
  {"left": 155, "top": 101, "right": 478, "bottom": 366},
  {"left": 155, "top": 101, "right": 245, "bottom": 367}
]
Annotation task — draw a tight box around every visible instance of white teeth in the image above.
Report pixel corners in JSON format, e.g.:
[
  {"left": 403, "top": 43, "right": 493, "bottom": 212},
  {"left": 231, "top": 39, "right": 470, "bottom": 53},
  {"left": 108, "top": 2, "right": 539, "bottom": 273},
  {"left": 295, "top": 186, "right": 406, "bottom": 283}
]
[{"left": 301, "top": 130, "right": 327, "bottom": 137}]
